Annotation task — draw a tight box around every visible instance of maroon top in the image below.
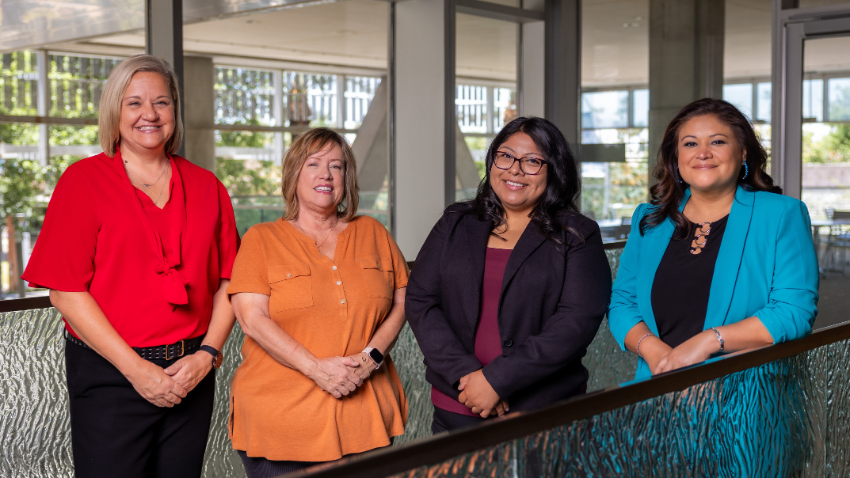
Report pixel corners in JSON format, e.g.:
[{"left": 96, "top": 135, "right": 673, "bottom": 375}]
[{"left": 432, "top": 247, "right": 511, "bottom": 416}]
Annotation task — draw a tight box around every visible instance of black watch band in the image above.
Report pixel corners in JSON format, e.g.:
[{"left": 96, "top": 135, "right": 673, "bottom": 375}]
[{"left": 199, "top": 345, "right": 223, "bottom": 369}]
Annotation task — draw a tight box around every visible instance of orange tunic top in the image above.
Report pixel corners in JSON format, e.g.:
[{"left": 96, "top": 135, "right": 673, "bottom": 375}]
[{"left": 227, "top": 216, "right": 409, "bottom": 461}]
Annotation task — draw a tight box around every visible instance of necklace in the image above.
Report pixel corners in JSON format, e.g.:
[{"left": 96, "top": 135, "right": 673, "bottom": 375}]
[
  {"left": 125, "top": 159, "right": 168, "bottom": 189},
  {"left": 127, "top": 161, "right": 171, "bottom": 206},
  {"left": 294, "top": 219, "right": 337, "bottom": 249}
]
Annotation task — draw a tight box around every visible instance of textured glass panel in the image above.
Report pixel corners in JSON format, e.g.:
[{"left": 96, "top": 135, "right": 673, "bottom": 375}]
[
  {"left": 388, "top": 352, "right": 826, "bottom": 478},
  {"left": 0, "top": 245, "right": 629, "bottom": 476}
]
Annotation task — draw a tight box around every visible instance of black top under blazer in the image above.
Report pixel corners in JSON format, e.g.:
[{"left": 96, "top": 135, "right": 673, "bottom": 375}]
[{"left": 405, "top": 203, "right": 612, "bottom": 412}]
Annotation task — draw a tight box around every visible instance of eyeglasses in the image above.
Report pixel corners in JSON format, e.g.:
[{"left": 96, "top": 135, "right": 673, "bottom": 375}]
[{"left": 493, "top": 151, "right": 547, "bottom": 175}]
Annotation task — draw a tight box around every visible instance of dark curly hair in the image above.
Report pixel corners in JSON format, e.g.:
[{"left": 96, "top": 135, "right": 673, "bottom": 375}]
[
  {"left": 470, "top": 116, "right": 583, "bottom": 245},
  {"left": 640, "top": 98, "right": 781, "bottom": 238}
]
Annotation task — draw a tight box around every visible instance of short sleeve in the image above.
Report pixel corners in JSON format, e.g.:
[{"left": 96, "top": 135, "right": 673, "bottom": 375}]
[
  {"left": 216, "top": 180, "right": 240, "bottom": 279},
  {"left": 385, "top": 228, "right": 409, "bottom": 290},
  {"left": 22, "top": 166, "right": 98, "bottom": 291},
  {"left": 227, "top": 226, "right": 271, "bottom": 296}
]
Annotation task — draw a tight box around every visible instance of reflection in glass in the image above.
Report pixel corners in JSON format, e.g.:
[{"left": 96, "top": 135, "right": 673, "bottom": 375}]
[
  {"left": 344, "top": 76, "right": 381, "bottom": 129},
  {"left": 722, "top": 83, "right": 753, "bottom": 119},
  {"left": 757, "top": 82, "right": 772, "bottom": 122},
  {"left": 828, "top": 78, "right": 850, "bottom": 122},
  {"left": 284, "top": 72, "right": 337, "bottom": 127},
  {"left": 804, "top": 79, "right": 824, "bottom": 122},
  {"left": 581, "top": 90, "right": 629, "bottom": 129},
  {"left": 633, "top": 89, "right": 649, "bottom": 127},
  {"left": 215, "top": 67, "right": 275, "bottom": 126}
]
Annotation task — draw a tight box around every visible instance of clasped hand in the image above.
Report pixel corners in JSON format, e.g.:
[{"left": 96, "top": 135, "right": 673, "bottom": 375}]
[
  {"left": 458, "top": 369, "right": 509, "bottom": 418},
  {"left": 309, "top": 354, "right": 376, "bottom": 399},
  {"left": 653, "top": 331, "right": 719, "bottom": 375},
  {"left": 127, "top": 359, "right": 189, "bottom": 408}
]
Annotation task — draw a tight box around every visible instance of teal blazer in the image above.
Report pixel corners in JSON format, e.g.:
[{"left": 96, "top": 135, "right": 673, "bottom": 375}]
[{"left": 608, "top": 186, "right": 819, "bottom": 380}]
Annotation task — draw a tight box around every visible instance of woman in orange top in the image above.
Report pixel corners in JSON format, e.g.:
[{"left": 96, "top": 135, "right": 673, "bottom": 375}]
[{"left": 227, "top": 128, "right": 408, "bottom": 477}]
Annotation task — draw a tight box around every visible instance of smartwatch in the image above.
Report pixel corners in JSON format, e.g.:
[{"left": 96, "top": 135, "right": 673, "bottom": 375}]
[
  {"left": 199, "top": 345, "right": 223, "bottom": 369},
  {"left": 362, "top": 347, "right": 384, "bottom": 369}
]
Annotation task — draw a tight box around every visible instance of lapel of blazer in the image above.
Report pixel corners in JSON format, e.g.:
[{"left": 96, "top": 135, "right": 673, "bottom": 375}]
[
  {"left": 462, "top": 214, "right": 493, "bottom": 333},
  {"left": 704, "top": 185, "right": 755, "bottom": 329},
  {"left": 636, "top": 196, "right": 682, "bottom": 335},
  {"left": 500, "top": 219, "right": 547, "bottom": 304}
]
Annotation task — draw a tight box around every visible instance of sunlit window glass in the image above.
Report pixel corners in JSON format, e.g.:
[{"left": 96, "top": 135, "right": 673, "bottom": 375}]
[
  {"left": 581, "top": 91, "right": 629, "bottom": 129},
  {"left": 803, "top": 79, "right": 824, "bottom": 122},
  {"left": 723, "top": 84, "right": 753, "bottom": 119},
  {"left": 756, "top": 82, "right": 772, "bottom": 122},
  {"left": 827, "top": 78, "right": 850, "bottom": 122},
  {"left": 632, "top": 89, "right": 649, "bottom": 128}
]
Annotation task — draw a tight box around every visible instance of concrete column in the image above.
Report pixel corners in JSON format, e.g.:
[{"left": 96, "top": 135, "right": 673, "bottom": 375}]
[
  {"left": 519, "top": 18, "right": 545, "bottom": 118},
  {"left": 544, "top": 0, "right": 580, "bottom": 146},
  {"left": 648, "top": 0, "right": 724, "bottom": 187},
  {"left": 182, "top": 56, "right": 215, "bottom": 171},
  {"left": 146, "top": 0, "right": 185, "bottom": 156},
  {"left": 393, "top": 0, "right": 455, "bottom": 259}
]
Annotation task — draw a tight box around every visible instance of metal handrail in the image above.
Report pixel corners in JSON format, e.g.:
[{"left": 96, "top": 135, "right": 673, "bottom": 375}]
[{"left": 295, "top": 319, "right": 850, "bottom": 478}]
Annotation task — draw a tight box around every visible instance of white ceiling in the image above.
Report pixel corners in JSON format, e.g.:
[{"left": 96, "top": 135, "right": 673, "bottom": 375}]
[{"left": 37, "top": 0, "right": 850, "bottom": 87}]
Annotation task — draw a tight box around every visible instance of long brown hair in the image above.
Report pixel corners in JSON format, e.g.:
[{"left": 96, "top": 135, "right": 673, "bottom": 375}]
[{"left": 639, "top": 98, "right": 781, "bottom": 238}]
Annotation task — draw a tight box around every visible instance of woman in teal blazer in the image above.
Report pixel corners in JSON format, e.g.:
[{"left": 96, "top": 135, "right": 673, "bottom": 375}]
[{"left": 608, "top": 99, "right": 818, "bottom": 475}]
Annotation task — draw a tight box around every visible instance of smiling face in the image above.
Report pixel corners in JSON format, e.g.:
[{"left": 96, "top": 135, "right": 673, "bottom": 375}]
[
  {"left": 118, "top": 71, "right": 175, "bottom": 156},
  {"left": 489, "top": 132, "right": 548, "bottom": 216},
  {"left": 295, "top": 142, "right": 345, "bottom": 217},
  {"left": 677, "top": 114, "right": 745, "bottom": 194}
]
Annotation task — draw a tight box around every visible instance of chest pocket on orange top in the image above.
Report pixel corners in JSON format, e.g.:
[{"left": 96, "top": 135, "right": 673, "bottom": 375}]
[
  {"left": 268, "top": 263, "right": 313, "bottom": 311},
  {"left": 358, "top": 257, "right": 394, "bottom": 300}
]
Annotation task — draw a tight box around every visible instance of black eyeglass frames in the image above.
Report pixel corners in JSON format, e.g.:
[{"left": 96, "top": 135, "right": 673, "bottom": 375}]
[{"left": 492, "top": 151, "right": 548, "bottom": 175}]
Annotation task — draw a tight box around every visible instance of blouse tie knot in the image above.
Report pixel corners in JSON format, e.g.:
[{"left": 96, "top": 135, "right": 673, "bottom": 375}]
[{"left": 156, "top": 262, "right": 189, "bottom": 305}]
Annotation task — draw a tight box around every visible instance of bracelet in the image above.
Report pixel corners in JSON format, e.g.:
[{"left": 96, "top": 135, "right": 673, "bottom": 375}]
[
  {"left": 636, "top": 333, "right": 655, "bottom": 359},
  {"left": 710, "top": 327, "right": 725, "bottom": 353}
]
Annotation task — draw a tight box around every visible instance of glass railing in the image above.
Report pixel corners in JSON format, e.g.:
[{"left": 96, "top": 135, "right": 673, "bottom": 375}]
[{"left": 0, "top": 242, "right": 634, "bottom": 478}]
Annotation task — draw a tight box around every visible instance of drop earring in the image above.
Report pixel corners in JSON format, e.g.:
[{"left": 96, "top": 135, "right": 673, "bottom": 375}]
[{"left": 741, "top": 160, "right": 749, "bottom": 180}]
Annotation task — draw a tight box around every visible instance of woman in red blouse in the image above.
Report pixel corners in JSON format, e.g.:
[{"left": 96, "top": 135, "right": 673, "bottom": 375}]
[{"left": 22, "top": 55, "right": 239, "bottom": 478}]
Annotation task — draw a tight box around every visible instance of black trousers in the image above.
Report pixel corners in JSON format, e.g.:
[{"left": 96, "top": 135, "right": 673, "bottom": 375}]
[
  {"left": 65, "top": 340, "right": 216, "bottom": 478},
  {"left": 431, "top": 407, "right": 488, "bottom": 434},
  {"left": 237, "top": 439, "right": 394, "bottom": 478}
]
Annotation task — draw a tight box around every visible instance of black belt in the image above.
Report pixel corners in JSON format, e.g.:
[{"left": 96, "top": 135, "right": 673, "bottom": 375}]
[{"left": 64, "top": 330, "right": 203, "bottom": 361}]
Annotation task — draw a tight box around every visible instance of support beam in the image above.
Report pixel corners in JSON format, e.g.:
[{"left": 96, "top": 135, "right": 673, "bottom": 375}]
[
  {"left": 393, "top": 0, "right": 456, "bottom": 259},
  {"left": 182, "top": 56, "right": 215, "bottom": 171},
  {"left": 146, "top": 0, "right": 185, "bottom": 156},
  {"left": 544, "top": 0, "right": 580, "bottom": 147},
  {"left": 519, "top": 18, "right": 545, "bottom": 118},
  {"left": 648, "top": 0, "right": 724, "bottom": 188},
  {"left": 273, "top": 69, "right": 285, "bottom": 165},
  {"left": 35, "top": 50, "right": 50, "bottom": 166}
]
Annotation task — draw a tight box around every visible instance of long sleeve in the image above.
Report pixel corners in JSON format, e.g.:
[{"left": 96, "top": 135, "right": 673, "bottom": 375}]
[
  {"left": 607, "top": 204, "right": 649, "bottom": 350},
  {"left": 482, "top": 222, "right": 612, "bottom": 399},
  {"left": 752, "top": 200, "right": 819, "bottom": 343},
  {"left": 405, "top": 212, "right": 483, "bottom": 390}
]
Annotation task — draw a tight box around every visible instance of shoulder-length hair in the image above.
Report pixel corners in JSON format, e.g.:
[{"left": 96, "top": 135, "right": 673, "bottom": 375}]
[
  {"left": 640, "top": 98, "right": 781, "bottom": 238},
  {"left": 281, "top": 128, "right": 359, "bottom": 221},
  {"left": 472, "top": 116, "right": 582, "bottom": 244},
  {"left": 98, "top": 54, "right": 184, "bottom": 157}
]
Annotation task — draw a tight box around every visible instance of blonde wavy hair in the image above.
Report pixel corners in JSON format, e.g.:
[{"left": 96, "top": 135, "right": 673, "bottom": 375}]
[
  {"left": 98, "top": 54, "right": 183, "bottom": 157},
  {"left": 281, "top": 128, "right": 359, "bottom": 221}
]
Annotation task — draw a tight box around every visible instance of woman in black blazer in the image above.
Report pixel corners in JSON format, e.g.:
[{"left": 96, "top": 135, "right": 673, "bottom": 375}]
[{"left": 406, "top": 117, "right": 612, "bottom": 433}]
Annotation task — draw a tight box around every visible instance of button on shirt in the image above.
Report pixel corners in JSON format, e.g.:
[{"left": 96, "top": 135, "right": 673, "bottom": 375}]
[{"left": 227, "top": 216, "right": 409, "bottom": 462}]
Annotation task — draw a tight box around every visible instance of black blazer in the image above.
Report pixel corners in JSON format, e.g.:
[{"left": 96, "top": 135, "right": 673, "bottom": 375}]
[{"left": 405, "top": 203, "right": 612, "bottom": 412}]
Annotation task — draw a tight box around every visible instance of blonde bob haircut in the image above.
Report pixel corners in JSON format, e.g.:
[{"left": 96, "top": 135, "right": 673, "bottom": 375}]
[
  {"left": 281, "top": 128, "right": 359, "bottom": 221},
  {"left": 98, "top": 54, "right": 183, "bottom": 157}
]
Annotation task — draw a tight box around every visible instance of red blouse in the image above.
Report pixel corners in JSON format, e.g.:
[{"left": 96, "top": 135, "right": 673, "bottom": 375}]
[{"left": 23, "top": 150, "right": 240, "bottom": 347}]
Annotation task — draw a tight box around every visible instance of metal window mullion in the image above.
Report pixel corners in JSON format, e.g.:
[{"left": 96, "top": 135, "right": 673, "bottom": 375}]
[
  {"left": 336, "top": 74, "right": 346, "bottom": 128},
  {"left": 486, "top": 85, "right": 495, "bottom": 133},
  {"left": 823, "top": 76, "right": 830, "bottom": 122},
  {"left": 36, "top": 50, "right": 49, "bottom": 166},
  {"left": 272, "top": 69, "right": 284, "bottom": 164}
]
